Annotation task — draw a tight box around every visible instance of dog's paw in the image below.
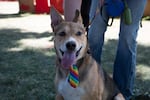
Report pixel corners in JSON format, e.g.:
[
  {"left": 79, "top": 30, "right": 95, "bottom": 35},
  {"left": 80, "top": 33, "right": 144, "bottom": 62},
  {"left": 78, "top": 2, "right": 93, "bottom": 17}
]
[{"left": 114, "top": 93, "right": 125, "bottom": 100}]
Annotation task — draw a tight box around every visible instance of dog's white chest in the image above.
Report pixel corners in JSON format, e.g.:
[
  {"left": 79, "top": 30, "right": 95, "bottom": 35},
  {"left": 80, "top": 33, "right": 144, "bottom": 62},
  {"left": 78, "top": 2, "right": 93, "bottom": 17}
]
[{"left": 58, "top": 79, "right": 85, "bottom": 100}]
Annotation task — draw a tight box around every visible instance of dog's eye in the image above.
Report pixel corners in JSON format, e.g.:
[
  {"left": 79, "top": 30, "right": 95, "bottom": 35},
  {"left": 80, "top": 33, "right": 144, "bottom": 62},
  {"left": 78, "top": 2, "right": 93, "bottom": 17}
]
[
  {"left": 76, "top": 31, "right": 82, "bottom": 36},
  {"left": 58, "top": 32, "right": 66, "bottom": 36}
]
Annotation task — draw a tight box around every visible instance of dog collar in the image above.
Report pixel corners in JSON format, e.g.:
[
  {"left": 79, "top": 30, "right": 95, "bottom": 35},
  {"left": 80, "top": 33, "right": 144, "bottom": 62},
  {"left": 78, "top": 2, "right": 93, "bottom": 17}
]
[{"left": 68, "top": 65, "right": 79, "bottom": 88}]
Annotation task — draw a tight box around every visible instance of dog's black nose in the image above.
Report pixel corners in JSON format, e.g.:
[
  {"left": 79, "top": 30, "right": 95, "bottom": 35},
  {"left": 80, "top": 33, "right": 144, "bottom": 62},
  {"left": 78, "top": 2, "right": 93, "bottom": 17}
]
[{"left": 66, "top": 41, "right": 76, "bottom": 51}]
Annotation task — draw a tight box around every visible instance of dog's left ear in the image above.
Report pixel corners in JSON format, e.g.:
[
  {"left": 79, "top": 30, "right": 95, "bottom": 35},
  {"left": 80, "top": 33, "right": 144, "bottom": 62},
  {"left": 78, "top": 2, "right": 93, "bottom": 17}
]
[
  {"left": 73, "top": 10, "right": 83, "bottom": 24},
  {"left": 50, "top": 7, "right": 63, "bottom": 31}
]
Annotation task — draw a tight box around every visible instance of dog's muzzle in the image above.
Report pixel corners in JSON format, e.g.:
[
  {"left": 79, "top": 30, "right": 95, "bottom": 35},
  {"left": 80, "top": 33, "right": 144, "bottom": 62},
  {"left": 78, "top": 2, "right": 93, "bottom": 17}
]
[{"left": 59, "top": 41, "right": 82, "bottom": 69}]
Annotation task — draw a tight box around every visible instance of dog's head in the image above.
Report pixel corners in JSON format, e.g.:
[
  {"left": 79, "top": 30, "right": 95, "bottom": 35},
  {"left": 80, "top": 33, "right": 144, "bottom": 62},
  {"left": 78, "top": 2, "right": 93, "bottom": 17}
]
[{"left": 50, "top": 7, "right": 88, "bottom": 69}]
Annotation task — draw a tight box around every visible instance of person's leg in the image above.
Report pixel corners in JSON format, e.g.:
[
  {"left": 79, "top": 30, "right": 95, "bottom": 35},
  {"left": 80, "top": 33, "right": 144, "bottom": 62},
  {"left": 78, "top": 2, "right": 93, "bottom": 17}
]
[
  {"left": 63, "top": 0, "right": 82, "bottom": 21},
  {"left": 81, "top": 0, "right": 91, "bottom": 29},
  {"left": 88, "top": 0, "right": 109, "bottom": 64},
  {"left": 113, "top": 0, "right": 147, "bottom": 100}
]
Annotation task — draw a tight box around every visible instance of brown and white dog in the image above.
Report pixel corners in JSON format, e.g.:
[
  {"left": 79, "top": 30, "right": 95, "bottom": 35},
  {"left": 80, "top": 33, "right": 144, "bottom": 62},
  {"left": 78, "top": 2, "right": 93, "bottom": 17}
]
[{"left": 50, "top": 7, "right": 125, "bottom": 100}]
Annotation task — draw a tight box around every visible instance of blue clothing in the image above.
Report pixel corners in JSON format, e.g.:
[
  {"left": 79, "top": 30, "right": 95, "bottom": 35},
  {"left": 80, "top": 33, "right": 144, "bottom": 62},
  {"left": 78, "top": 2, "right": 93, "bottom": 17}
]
[{"left": 88, "top": 0, "right": 147, "bottom": 100}]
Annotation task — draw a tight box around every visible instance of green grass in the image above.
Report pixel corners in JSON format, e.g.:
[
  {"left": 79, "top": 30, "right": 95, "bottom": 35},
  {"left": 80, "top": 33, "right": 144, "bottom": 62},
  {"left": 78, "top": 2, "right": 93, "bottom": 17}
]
[
  {"left": 0, "top": 28, "right": 149, "bottom": 100},
  {"left": 0, "top": 28, "right": 56, "bottom": 100},
  {"left": 0, "top": 49, "right": 56, "bottom": 100}
]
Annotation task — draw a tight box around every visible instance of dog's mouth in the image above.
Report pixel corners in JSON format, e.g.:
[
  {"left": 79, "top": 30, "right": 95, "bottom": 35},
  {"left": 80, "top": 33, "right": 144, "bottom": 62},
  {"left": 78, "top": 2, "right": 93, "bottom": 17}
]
[
  {"left": 60, "top": 46, "right": 82, "bottom": 57},
  {"left": 59, "top": 47, "right": 82, "bottom": 69}
]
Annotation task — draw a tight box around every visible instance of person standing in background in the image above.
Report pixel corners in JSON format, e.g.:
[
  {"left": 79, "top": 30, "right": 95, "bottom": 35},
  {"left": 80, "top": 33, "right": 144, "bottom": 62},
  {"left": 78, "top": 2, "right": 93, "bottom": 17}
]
[
  {"left": 63, "top": 0, "right": 82, "bottom": 21},
  {"left": 88, "top": 0, "right": 147, "bottom": 100},
  {"left": 63, "top": 0, "right": 147, "bottom": 100},
  {"left": 64, "top": 0, "right": 91, "bottom": 29}
]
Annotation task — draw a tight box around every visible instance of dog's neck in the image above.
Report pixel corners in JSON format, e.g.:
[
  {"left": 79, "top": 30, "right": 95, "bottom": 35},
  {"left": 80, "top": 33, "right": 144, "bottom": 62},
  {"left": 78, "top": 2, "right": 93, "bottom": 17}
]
[
  {"left": 56, "top": 52, "right": 92, "bottom": 84},
  {"left": 56, "top": 45, "right": 91, "bottom": 81}
]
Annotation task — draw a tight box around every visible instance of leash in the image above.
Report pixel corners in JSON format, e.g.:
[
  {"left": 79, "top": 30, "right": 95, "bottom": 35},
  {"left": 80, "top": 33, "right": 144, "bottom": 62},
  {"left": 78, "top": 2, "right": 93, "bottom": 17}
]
[
  {"left": 85, "top": 0, "right": 113, "bottom": 35},
  {"left": 89, "top": 1, "right": 114, "bottom": 27}
]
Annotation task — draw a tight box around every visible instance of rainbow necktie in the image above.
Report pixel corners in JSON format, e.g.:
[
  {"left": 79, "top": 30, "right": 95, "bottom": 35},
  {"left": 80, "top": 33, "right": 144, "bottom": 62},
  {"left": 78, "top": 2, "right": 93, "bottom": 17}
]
[{"left": 68, "top": 65, "right": 79, "bottom": 88}]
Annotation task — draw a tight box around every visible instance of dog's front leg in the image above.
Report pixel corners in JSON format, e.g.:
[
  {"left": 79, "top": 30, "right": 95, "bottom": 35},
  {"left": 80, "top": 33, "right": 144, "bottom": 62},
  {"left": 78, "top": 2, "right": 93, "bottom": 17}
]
[
  {"left": 114, "top": 93, "right": 125, "bottom": 100},
  {"left": 55, "top": 94, "right": 64, "bottom": 100}
]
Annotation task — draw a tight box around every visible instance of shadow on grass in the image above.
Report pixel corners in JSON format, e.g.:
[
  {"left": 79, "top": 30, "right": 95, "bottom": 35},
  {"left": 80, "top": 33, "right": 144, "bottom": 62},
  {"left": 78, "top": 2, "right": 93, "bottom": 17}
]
[
  {"left": 0, "top": 28, "right": 55, "bottom": 100},
  {"left": 0, "top": 13, "right": 31, "bottom": 19},
  {"left": 0, "top": 28, "right": 53, "bottom": 50},
  {"left": 0, "top": 28, "right": 149, "bottom": 99}
]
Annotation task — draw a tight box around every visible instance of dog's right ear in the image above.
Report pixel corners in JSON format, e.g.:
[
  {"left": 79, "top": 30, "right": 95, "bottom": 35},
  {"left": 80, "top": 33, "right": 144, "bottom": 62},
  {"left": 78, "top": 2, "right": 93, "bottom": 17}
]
[
  {"left": 50, "top": 7, "right": 63, "bottom": 31},
  {"left": 73, "top": 10, "right": 83, "bottom": 24}
]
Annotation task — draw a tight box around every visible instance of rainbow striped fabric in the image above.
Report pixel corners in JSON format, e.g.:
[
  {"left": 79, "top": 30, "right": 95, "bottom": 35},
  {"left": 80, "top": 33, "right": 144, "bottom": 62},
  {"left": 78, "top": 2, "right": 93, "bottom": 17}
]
[{"left": 68, "top": 65, "right": 79, "bottom": 88}]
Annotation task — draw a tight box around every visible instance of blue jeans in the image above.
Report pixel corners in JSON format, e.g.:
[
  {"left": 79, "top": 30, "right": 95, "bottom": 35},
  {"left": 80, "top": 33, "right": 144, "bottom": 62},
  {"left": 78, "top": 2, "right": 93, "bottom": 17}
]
[{"left": 88, "top": 0, "right": 147, "bottom": 100}]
